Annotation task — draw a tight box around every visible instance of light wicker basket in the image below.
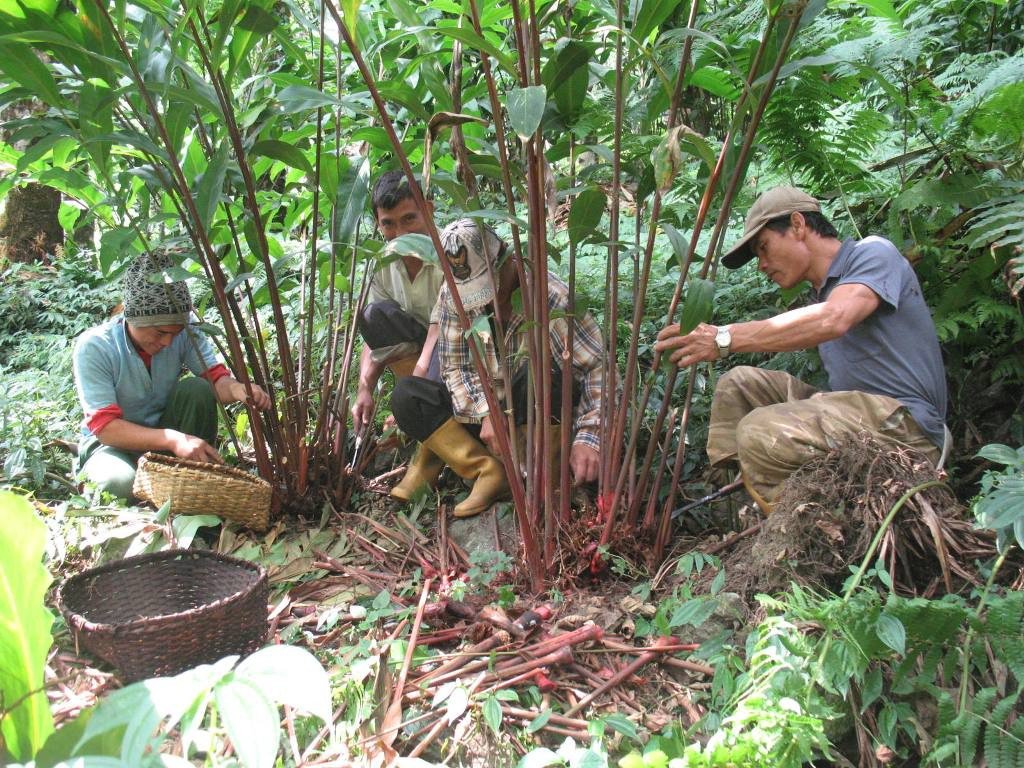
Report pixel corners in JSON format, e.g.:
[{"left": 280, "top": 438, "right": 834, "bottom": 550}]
[{"left": 132, "top": 452, "right": 272, "bottom": 532}]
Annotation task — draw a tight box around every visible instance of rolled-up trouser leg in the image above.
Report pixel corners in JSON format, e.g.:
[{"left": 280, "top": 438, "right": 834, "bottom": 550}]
[
  {"left": 737, "top": 390, "right": 940, "bottom": 503},
  {"left": 392, "top": 377, "right": 456, "bottom": 442},
  {"left": 359, "top": 299, "right": 427, "bottom": 365},
  {"left": 706, "top": 366, "right": 818, "bottom": 467},
  {"left": 158, "top": 377, "right": 219, "bottom": 444}
]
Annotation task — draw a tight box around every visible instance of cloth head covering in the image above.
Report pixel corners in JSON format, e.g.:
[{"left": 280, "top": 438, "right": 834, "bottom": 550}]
[
  {"left": 122, "top": 250, "right": 192, "bottom": 327},
  {"left": 440, "top": 219, "right": 507, "bottom": 311},
  {"left": 722, "top": 186, "right": 822, "bottom": 268}
]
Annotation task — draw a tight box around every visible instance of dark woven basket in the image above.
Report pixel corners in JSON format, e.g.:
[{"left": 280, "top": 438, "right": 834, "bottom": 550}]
[{"left": 59, "top": 549, "right": 268, "bottom": 682}]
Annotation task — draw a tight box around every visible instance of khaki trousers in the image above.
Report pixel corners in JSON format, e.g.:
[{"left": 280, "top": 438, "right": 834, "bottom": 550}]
[{"left": 707, "top": 366, "right": 939, "bottom": 503}]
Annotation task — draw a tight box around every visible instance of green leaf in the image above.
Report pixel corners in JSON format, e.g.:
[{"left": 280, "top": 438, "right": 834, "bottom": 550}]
[
  {"left": 603, "top": 712, "right": 638, "bottom": 739},
  {"left": 977, "top": 444, "right": 1022, "bottom": 467},
  {"left": 661, "top": 222, "right": 690, "bottom": 267},
  {"left": 195, "top": 143, "right": 229, "bottom": 232},
  {"left": 526, "top": 708, "right": 553, "bottom": 733},
  {"left": 276, "top": 84, "right": 345, "bottom": 114},
  {"left": 0, "top": 41, "right": 63, "bottom": 107},
  {"left": 424, "top": 24, "right": 515, "bottom": 75},
  {"left": 215, "top": 677, "right": 280, "bottom": 768},
  {"left": 632, "top": 0, "right": 682, "bottom": 41},
  {"left": 340, "top": 0, "right": 361, "bottom": 37},
  {"left": 507, "top": 85, "right": 547, "bottom": 140},
  {"left": 678, "top": 278, "right": 715, "bottom": 336},
  {"left": 0, "top": 491, "right": 55, "bottom": 761},
  {"left": 482, "top": 694, "right": 502, "bottom": 735},
  {"left": 234, "top": 645, "right": 332, "bottom": 723},
  {"left": 251, "top": 139, "right": 313, "bottom": 176},
  {"left": 382, "top": 233, "right": 437, "bottom": 265},
  {"left": 517, "top": 747, "right": 559, "bottom": 768},
  {"left": 332, "top": 157, "right": 369, "bottom": 247},
  {"left": 170, "top": 514, "right": 222, "bottom": 549},
  {"left": 567, "top": 188, "right": 606, "bottom": 245},
  {"left": 876, "top": 613, "right": 906, "bottom": 655}
]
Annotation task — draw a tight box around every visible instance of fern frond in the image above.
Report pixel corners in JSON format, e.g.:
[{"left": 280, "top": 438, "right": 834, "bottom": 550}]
[{"left": 963, "top": 186, "right": 1024, "bottom": 252}]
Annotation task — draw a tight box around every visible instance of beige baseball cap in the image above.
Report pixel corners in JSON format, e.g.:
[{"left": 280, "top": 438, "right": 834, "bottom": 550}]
[
  {"left": 440, "top": 219, "right": 508, "bottom": 311},
  {"left": 722, "top": 186, "right": 821, "bottom": 268}
]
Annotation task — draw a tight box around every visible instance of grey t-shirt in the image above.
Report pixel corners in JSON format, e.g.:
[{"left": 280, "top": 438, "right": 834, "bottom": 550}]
[{"left": 815, "top": 237, "right": 947, "bottom": 447}]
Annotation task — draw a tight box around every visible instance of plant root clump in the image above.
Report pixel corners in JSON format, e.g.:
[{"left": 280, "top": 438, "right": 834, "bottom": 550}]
[{"left": 719, "top": 434, "right": 1000, "bottom": 598}]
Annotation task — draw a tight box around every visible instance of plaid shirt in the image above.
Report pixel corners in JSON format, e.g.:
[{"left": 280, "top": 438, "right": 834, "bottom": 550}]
[{"left": 439, "top": 273, "right": 605, "bottom": 450}]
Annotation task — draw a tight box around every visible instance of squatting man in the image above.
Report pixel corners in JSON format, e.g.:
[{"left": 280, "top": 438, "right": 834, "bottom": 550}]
[{"left": 655, "top": 186, "right": 948, "bottom": 513}]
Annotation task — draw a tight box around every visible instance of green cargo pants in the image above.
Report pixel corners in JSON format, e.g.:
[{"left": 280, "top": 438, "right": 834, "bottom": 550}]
[
  {"left": 77, "top": 377, "right": 219, "bottom": 500},
  {"left": 707, "top": 366, "right": 940, "bottom": 504}
]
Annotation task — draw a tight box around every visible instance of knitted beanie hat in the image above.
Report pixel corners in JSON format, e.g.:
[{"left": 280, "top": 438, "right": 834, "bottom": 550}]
[{"left": 122, "top": 250, "right": 192, "bottom": 327}]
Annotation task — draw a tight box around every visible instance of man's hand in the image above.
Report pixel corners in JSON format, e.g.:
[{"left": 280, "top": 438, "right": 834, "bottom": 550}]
[
  {"left": 227, "top": 380, "right": 272, "bottom": 410},
  {"left": 654, "top": 322, "right": 720, "bottom": 368},
  {"left": 168, "top": 431, "right": 222, "bottom": 463},
  {"left": 479, "top": 414, "right": 499, "bottom": 456},
  {"left": 351, "top": 387, "right": 374, "bottom": 433},
  {"left": 569, "top": 443, "right": 599, "bottom": 485}
]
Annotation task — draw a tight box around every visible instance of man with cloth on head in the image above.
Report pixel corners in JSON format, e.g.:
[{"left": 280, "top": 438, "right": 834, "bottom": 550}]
[
  {"left": 388, "top": 219, "right": 606, "bottom": 517},
  {"left": 655, "top": 186, "right": 948, "bottom": 513},
  {"left": 73, "top": 249, "right": 272, "bottom": 500},
  {"left": 350, "top": 170, "right": 444, "bottom": 437}
]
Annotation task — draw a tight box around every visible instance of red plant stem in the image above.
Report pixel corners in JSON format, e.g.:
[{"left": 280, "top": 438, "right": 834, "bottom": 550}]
[
  {"left": 413, "top": 632, "right": 511, "bottom": 686},
  {"left": 501, "top": 706, "right": 590, "bottom": 730},
  {"left": 601, "top": 637, "right": 714, "bottom": 677},
  {"left": 564, "top": 636, "right": 676, "bottom": 717},
  {"left": 503, "top": 623, "right": 604, "bottom": 661},
  {"left": 481, "top": 646, "right": 574, "bottom": 684}
]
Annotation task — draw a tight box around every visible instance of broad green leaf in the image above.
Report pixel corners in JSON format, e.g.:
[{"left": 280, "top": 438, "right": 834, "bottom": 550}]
[
  {"left": 652, "top": 128, "right": 680, "bottom": 192},
  {"left": 460, "top": 208, "right": 528, "bottom": 229},
  {"left": 224, "top": 272, "right": 256, "bottom": 294},
  {"left": 632, "top": 0, "right": 682, "bottom": 41},
  {"left": 98, "top": 228, "right": 139, "bottom": 275},
  {"left": 340, "top": 0, "right": 361, "bottom": 36},
  {"left": 418, "top": 24, "right": 515, "bottom": 75},
  {"left": 0, "top": 41, "right": 63, "bottom": 107},
  {"left": 0, "top": 491, "right": 55, "bottom": 761},
  {"left": 568, "top": 188, "right": 606, "bottom": 245},
  {"left": 276, "top": 85, "right": 345, "bottom": 114},
  {"left": 332, "top": 157, "right": 369, "bottom": 248},
  {"left": 977, "top": 444, "right": 1022, "bottom": 467},
  {"left": 170, "top": 514, "right": 222, "bottom": 549},
  {"left": 234, "top": 645, "right": 332, "bottom": 722},
  {"left": 482, "top": 695, "right": 502, "bottom": 735},
  {"left": 517, "top": 747, "right": 559, "bottom": 768},
  {"left": 215, "top": 677, "right": 280, "bottom": 768},
  {"left": 678, "top": 278, "right": 715, "bottom": 335},
  {"left": 195, "top": 143, "right": 229, "bottom": 232},
  {"left": 251, "top": 140, "right": 313, "bottom": 177},
  {"left": 526, "top": 708, "right": 553, "bottom": 733},
  {"left": 875, "top": 613, "right": 906, "bottom": 655},
  {"left": 668, "top": 596, "right": 718, "bottom": 627},
  {"left": 507, "top": 86, "right": 547, "bottom": 140},
  {"left": 602, "top": 712, "right": 638, "bottom": 739},
  {"left": 661, "top": 222, "right": 690, "bottom": 267},
  {"left": 383, "top": 233, "right": 437, "bottom": 265}
]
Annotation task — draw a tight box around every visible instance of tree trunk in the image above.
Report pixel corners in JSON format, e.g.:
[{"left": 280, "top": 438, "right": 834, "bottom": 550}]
[{"left": 0, "top": 182, "right": 63, "bottom": 262}]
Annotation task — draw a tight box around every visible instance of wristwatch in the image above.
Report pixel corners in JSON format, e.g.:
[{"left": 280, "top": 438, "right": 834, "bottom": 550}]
[{"left": 715, "top": 325, "right": 732, "bottom": 359}]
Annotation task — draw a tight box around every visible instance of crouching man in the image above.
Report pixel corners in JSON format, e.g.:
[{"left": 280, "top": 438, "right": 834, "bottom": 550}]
[
  {"left": 655, "top": 186, "right": 948, "bottom": 512},
  {"left": 389, "top": 220, "right": 605, "bottom": 516},
  {"left": 73, "top": 250, "right": 272, "bottom": 500}
]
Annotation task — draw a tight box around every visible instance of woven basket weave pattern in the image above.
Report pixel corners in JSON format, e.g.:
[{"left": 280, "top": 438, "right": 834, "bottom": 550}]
[
  {"left": 132, "top": 452, "right": 272, "bottom": 531},
  {"left": 60, "top": 550, "right": 268, "bottom": 682}
]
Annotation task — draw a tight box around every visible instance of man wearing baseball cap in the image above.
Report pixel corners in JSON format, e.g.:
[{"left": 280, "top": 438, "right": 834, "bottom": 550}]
[
  {"left": 72, "top": 249, "right": 272, "bottom": 499},
  {"left": 655, "top": 186, "right": 947, "bottom": 512},
  {"left": 388, "top": 219, "right": 606, "bottom": 517}
]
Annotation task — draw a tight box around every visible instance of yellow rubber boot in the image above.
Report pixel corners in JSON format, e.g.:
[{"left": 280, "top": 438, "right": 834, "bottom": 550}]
[
  {"left": 423, "top": 418, "right": 509, "bottom": 518},
  {"left": 390, "top": 445, "right": 445, "bottom": 501},
  {"left": 386, "top": 354, "right": 419, "bottom": 379},
  {"left": 741, "top": 473, "right": 774, "bottom": 516}
]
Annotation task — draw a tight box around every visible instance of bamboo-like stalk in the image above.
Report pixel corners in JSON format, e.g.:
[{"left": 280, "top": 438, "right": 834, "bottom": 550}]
[{"left": 327, "top": 0, "right": 543, "bottom": 589}]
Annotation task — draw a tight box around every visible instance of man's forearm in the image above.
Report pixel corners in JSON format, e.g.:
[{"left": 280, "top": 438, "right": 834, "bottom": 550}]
[
  {"left": 94, "top": 418, "right": 179, "bottom": 453},
  {"left": 357, "top": 344, "right": 384, "bottom": 392},
  {"left": 414, "top": 324, "right": 439, "bottom": 375}
]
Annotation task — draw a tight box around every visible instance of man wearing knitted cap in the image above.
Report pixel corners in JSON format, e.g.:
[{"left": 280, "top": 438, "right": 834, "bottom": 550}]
[
  {"left": 388, "top": 219, "right": 606, "bottom": 517},
  {"left": 655, "top": 187, "right": 948, "bottom": 513},
  {"left": 72, "top": 250, "right": 272, "bottom": 500}
]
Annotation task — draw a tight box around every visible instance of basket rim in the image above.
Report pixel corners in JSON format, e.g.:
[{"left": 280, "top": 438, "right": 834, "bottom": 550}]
[
  {"left": 59, "top": 549, "right": 267, "bottom": 633},
  {"left": 137, "top": 452, "right": 271, "bottom": 488}
]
